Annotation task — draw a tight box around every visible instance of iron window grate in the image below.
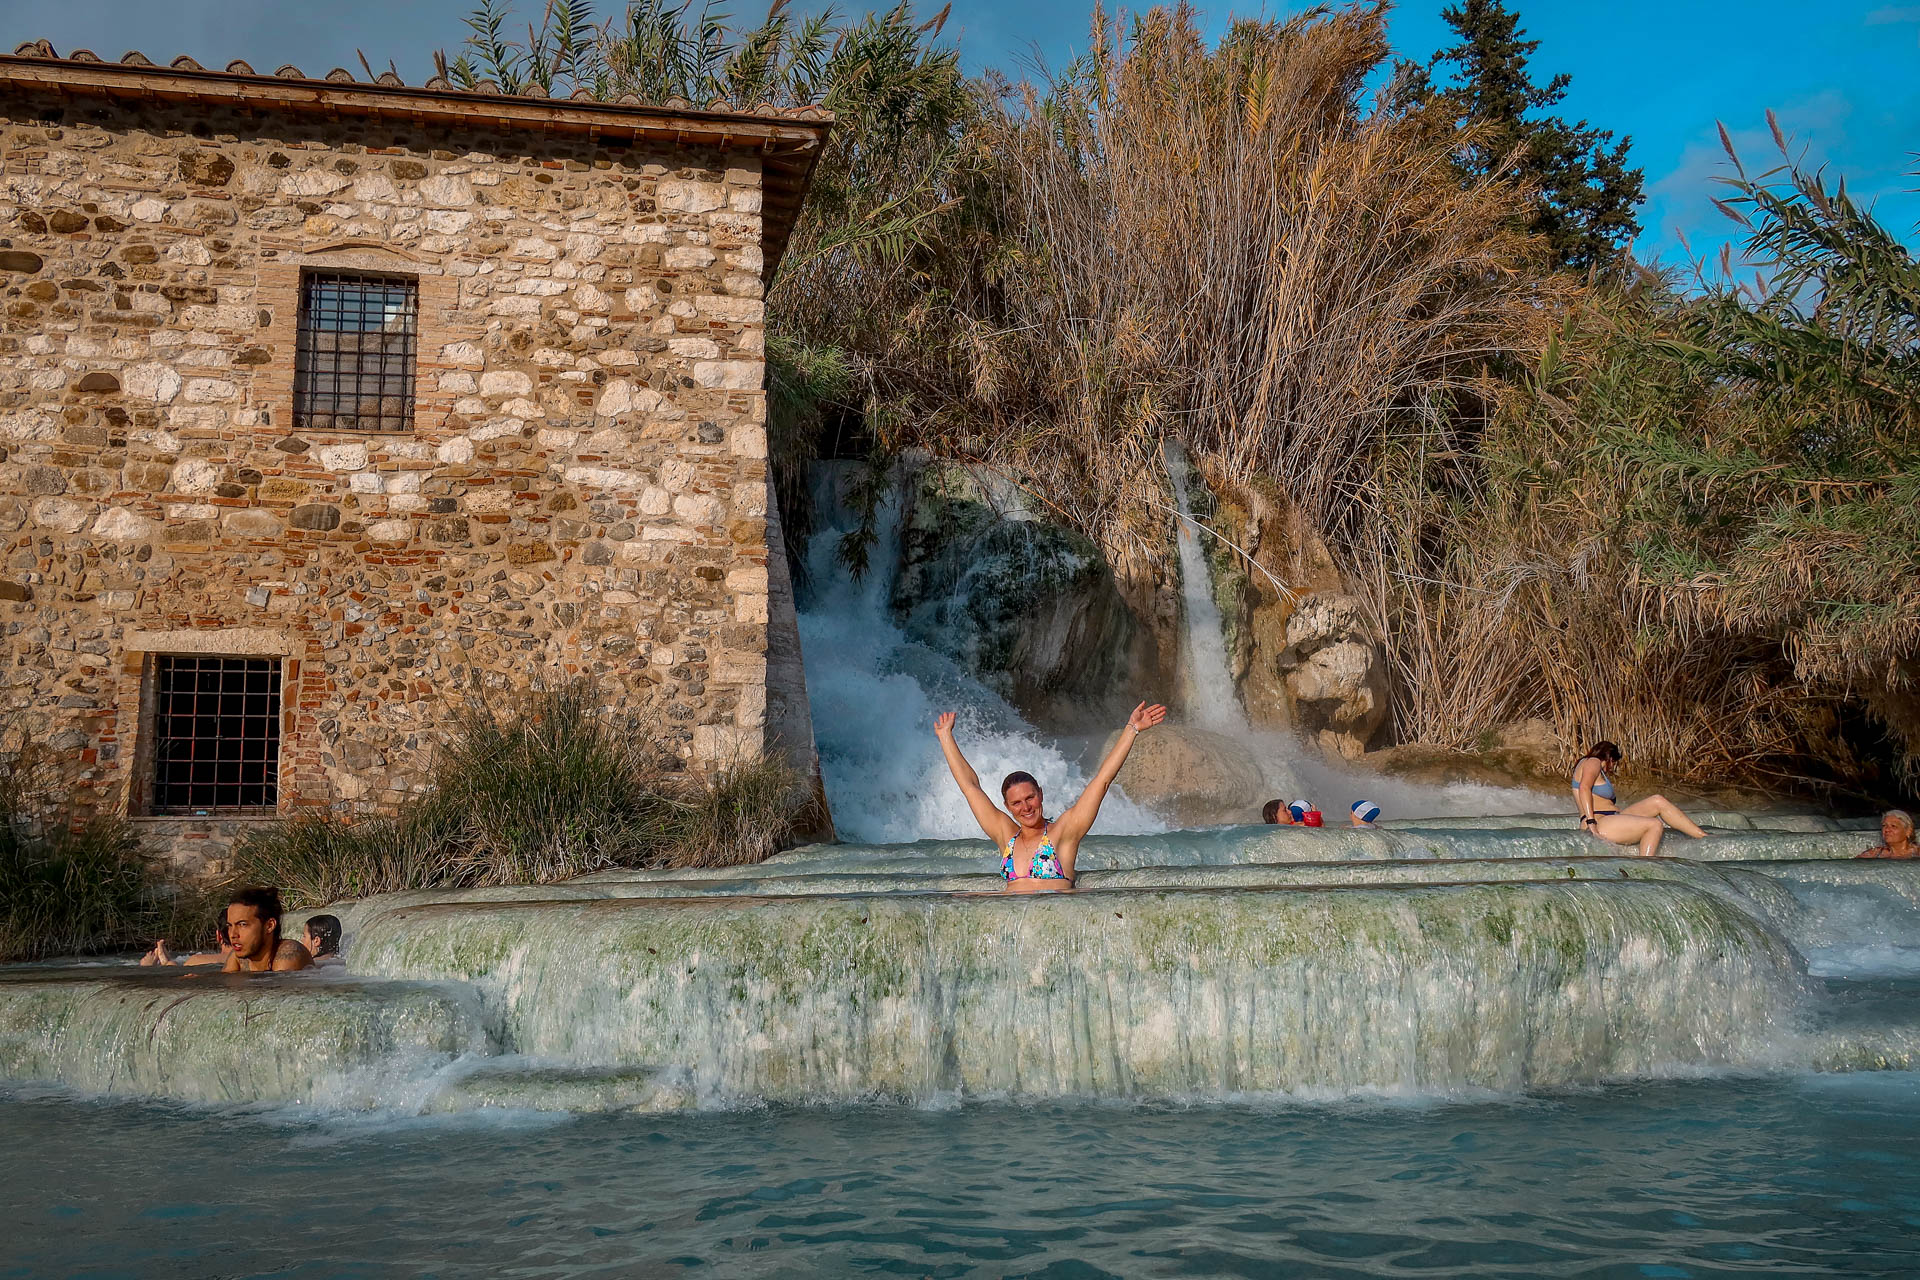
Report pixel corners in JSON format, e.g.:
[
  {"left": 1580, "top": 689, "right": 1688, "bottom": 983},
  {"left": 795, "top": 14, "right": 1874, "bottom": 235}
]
[
  {"left": 293, "top": 270, "right": 419, "bottom": 433},
  {"left": 150, "top": 655, "right": 282, "bottom": 814}
]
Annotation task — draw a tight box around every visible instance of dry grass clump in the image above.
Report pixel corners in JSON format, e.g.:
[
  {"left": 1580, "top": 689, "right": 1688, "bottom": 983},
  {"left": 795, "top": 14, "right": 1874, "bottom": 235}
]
[
  {"left": 948, "top": 6, "right": 1912, "bottom": 791},
  {"left": 0, "top": 716, "right": 218, "bottom": 962},
  {"left": 232, "top": 683, "right": 815, "bottom": 908},
  {"left": 955, "top": 3, "right": 1566, "bottom": 566}
]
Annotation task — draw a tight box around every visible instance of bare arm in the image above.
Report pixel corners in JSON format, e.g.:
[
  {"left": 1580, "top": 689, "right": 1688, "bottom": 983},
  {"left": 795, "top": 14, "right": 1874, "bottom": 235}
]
[
  {"left": 934, "top": 712, "right": 1017, "bottom": 846},
  {"left": 1058, "top": 702, "right": 1166, "bottom": 841},
  {"left": 1573, "top": 759, "right": 1601, "bottom": 827}
]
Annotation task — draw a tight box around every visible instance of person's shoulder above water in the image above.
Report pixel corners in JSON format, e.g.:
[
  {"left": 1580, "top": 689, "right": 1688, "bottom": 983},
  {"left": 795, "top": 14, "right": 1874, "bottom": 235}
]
[
  {"left": 1857, "top": 809, "right": 1917, "bottom": 859},
  {"left": 310, "top": 951, "right": 347, "bottom": 968},
  {"left": 220, "top": 886, "right": 313, "bottom": 972}
]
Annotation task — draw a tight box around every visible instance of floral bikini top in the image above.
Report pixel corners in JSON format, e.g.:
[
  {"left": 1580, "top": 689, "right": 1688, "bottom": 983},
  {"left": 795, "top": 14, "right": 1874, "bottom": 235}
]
[{"left": 1003, "top": 822, "right": 1067, "bottom": 881}]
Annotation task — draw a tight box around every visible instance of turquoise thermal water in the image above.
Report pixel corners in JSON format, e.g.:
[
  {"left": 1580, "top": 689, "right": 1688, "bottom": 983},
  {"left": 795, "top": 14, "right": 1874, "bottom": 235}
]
[{"left": 5, "top": 1069, "right": 1920, "bottom": 1277}]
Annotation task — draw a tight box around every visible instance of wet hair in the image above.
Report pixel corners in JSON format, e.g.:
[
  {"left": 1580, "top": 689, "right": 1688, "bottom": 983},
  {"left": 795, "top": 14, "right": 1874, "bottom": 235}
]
[
  {"left": 214, "top": 918, "right": 231, "bottom": 948},
  {"left": 1586, "top": 741, "right": 1622, "bottom": 765},
  {"left": 1886, "top": 810, "right": 1916, "bottom": 833},
  {"left": 1262, "top": 799, "right": 1285, "bottom": 824},
  {"left": 1001, "top": 770, "right": 1040, "bottom": 799},
  {"left": 227, "top": 886, "right": 284, "bottom": 938},
  {"left": 305, "top": 913, "right": 342, "bottom": 957}
]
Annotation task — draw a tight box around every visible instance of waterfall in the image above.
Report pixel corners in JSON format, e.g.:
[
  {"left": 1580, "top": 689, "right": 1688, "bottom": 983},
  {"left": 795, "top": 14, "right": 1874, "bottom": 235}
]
[
  {"left": 7, "top": 842, "right": 1918, "bottom": 1111},
  {"left": 1165, "top": 443, "right": 1247, "bottom": 732},
  {"left": 0, "top": 970, "right": 489, "bottom": 1106},
  {"left": 337, "top": 877, "right": 1810, "bottom": 1101},
  {"left": 795, "top": 466, "right": 1160, "bottom": 843},
  {"left": 1739, "top": 860, "right": 1920, "bottom": 977}
]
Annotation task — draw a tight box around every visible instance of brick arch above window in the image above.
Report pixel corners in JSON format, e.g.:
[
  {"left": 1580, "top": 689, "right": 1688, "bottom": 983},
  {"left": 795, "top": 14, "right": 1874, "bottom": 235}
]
[{"left": 254, "top": 251, "right": 466, "bottom": 439}]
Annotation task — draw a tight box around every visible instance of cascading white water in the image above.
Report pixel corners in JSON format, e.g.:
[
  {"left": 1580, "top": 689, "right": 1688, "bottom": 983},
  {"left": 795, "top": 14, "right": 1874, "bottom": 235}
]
[
  {"left": 1161, "top": 442, "right": 1554, "bottom": 821},
  {"left": 5, "top": 837, "right": 1915, "bottom": 1112},
  {"left": 1165, "top": 444, "right": 1246, "bottom": 732},
  {"left": 343, "top": 876, "right": 1813, "bottom": 1101},
  {"left": 1740, "top": 861, "right": 1920, "bottom": 978},
  {"left": 796, "top": 467, "right": 1160, "bottom": 843}
]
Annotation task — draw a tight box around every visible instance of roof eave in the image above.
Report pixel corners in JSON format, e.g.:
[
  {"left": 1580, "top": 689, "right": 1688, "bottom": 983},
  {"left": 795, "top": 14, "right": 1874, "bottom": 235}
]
[{"left": 0, "top": 52, "right": 834, "bottom": 279}]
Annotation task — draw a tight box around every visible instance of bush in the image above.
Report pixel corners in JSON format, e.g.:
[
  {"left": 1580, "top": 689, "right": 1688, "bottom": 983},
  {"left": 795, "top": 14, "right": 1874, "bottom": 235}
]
[
  {"left": 676, "top": 756, "right": 824, "bottom": 869},
  {"left": 221, "top": 811, "right": 468, "bottom": 912},
  {"left": 0, "top": 720, "right": 218, "bottom": 962},
  {"left": 233, "top": 683, "right": 815, "bottom": 907}
]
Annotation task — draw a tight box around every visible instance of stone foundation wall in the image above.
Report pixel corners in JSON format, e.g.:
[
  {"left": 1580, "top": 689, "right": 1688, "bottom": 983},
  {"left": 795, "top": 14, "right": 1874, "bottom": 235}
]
[{"left": 0, "top": 90, "right": 784, "bottom": 868}]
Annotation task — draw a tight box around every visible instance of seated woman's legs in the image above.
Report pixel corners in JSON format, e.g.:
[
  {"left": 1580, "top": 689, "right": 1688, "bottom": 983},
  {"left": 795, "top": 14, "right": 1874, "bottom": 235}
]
[
  {"left": 1590, "top": 812, "right": 1665, "bottom": 856},
  {"left": 1623, "top": 793, "right": 1707, "bottom": 838}
]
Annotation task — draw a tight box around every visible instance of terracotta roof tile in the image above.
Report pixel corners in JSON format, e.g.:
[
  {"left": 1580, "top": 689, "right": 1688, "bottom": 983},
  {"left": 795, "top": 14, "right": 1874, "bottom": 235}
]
[{"left": 5, "top": 41, "right": 831, "bottom": 122}]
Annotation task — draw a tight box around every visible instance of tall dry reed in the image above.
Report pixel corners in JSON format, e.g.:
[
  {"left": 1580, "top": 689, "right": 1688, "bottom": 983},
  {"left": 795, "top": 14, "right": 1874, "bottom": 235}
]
[{"left": 956, "top": 4, "right": 1566, "bottom": 565}]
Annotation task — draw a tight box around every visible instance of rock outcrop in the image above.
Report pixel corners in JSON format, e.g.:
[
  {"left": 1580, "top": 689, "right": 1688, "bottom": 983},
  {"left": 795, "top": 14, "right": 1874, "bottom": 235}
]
[
  {"left": 1277, "top": 593, "right": 1388, "bottom": 759},
  {"left": 891, "top": 468, "right": 1159, "bottom": 729},
  {"left": 1104, "top": 724, "right": 1266, "bottom": 827}
]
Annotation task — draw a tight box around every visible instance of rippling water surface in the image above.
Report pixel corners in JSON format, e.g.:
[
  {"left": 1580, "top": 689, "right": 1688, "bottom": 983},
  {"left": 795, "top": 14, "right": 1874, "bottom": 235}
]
[{"left": 6, "top": 1066, "right": 1919, "bottom": 1279}]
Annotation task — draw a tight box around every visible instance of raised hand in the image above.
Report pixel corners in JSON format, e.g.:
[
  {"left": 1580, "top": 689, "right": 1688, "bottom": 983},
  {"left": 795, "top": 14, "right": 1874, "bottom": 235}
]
[
  {"left": 1127, "top": 702, "right": 1168, "bottom": 733},
  {"left": 934, "top": 711, "right": 957, "bottom": 739}
]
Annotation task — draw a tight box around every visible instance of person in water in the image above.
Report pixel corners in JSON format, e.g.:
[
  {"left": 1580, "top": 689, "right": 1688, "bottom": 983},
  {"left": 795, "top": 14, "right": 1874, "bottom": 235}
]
[
  {"left": 1350, "top": 800, "right": 1381, "bottom": 828},
  {"left": 1856, "top": 810, "right": 1918, "bottom": 859},
  {"left": 303, "top": 914, "right": 346, "bottom": 968},
  {"left": 220, "top": 887, "right": 312, "bottom": 972},
  {"left": 1262, "top": 800, "right": 1320, "bottom": 826},
  {"left": 1571, "top": 741, "right": 1709, "bottom": 856},
  {"left": 935, "top": 702, "right": 1167, "bottom": 891},
  {"left": 141, "top": 919, "right": 231, "bottom": 967}
]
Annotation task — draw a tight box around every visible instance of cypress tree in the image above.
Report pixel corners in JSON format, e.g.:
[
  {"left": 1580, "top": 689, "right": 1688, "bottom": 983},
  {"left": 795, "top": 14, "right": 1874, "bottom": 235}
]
[{"left": 1415, "top": 0, "right": 1645, "bottom": 275}]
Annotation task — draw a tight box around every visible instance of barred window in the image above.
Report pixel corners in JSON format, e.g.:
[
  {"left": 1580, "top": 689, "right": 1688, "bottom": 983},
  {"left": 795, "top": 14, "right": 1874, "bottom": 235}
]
[
  {"left": 294, "top": 271, "right": 418, "bottom": 433},
  {"left": 150, "top": 656, "right": 282, "bottom": 814}
]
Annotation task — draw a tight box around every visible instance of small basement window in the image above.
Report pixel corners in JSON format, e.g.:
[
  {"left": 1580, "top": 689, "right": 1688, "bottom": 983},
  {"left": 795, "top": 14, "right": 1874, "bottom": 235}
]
[
  {"left": 150, "top": 655, "right": 282, "bottom": 814},
  {"left": 293, "top": 270, "right": 419, "bottom": 432}
]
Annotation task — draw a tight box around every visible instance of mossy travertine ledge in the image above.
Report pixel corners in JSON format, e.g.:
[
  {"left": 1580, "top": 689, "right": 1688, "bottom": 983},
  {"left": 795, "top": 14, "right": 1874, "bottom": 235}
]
[
  {"left": 344, "top": 881, "right": 1806, "bottom": 1101},
  {"left": 0, "top": 969, "right": 486, "bottom": 1104},
  {"left": 296, "top": 854, "right": 1802, "bottom": 942}
]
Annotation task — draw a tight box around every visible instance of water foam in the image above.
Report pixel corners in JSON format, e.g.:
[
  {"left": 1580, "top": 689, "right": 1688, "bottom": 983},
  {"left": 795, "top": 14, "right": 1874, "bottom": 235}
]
[
  {"left": 338, "top": 879, "right": 1809, "bottom": 1101},
  {"left": 796, "top": 468, "right": 1159, "bottom": 843}
]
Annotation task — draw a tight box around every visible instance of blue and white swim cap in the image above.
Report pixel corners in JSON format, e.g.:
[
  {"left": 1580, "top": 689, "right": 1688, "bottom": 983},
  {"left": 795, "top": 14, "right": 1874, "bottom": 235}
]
[
  {"left": 1351, "top": 800, "right": 1381, "bottom": 823},
  {"left": 1288, "top": 800, "right": 1311, "bottom": 821}
]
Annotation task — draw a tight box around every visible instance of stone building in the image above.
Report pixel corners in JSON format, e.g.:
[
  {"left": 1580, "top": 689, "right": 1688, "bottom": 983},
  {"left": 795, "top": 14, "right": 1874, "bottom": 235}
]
[{"left": 0, "top": 43, "right": 831, "bottom": 870}]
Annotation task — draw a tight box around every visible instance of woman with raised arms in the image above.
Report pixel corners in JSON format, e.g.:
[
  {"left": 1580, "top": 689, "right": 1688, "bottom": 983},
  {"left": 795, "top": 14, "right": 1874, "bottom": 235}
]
[{"left": 934, "top": 702, "right": 1167, "bottom": 891}]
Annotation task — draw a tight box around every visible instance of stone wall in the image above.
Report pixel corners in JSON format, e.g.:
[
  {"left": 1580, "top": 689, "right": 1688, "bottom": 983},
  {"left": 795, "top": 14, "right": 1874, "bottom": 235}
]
[{"left": 0, "top": 89, "right": 788, "bottom": 872}]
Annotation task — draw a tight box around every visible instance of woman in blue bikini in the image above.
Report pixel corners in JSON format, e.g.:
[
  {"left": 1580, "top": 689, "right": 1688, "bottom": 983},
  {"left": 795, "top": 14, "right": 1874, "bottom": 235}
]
[
  {"left": 1572, "top": 740, "right": 1709, "bottom": 856},
  {"left": 934, "top": 702, "right": 1167, "bottom": 892}
]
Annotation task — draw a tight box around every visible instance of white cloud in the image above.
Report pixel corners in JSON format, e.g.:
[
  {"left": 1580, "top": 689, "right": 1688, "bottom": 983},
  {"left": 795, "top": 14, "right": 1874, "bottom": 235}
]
[{"left": 1647, "top": 91, "right": 1853, "bottom": 210}]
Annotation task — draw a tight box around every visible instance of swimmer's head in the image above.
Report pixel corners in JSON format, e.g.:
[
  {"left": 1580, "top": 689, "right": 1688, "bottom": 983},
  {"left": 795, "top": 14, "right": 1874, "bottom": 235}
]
[
  {"left": 1885, "top": 810, "right": 1915, "bottom": 844},
  {"left": 1350, "top": 800, "right": 1381, "bottom": 826},
  {"left": 304, "top": 913, "right": 342, "bottom": 958},
  {"left": 1262, "top": 799, "right": 1286, "bottom": 824},
  {"left": 225, "top": 886, "right": 284, "bottom": 964},
  {"left": 1587, "top": 741, "right": 1622, "bottom": 766},
  {"left": 1001, "top": 771, "right": 1044, "bottom": 826}
]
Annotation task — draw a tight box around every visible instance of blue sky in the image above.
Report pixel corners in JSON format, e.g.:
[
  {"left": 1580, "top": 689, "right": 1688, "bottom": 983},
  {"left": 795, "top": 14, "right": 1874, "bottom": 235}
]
[{"left": 4, "top": 0, "right": 1914, "bottom": 273}]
